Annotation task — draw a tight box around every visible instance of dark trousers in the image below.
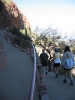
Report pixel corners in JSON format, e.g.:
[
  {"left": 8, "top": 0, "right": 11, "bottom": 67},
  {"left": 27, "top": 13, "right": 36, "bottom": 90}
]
[{"left": 48, "top": 61, "right": 52, "bottom": 71}]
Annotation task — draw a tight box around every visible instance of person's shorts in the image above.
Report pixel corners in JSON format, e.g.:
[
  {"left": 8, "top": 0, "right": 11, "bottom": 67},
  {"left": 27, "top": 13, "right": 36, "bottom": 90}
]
[
  {"left": 64, "top": 67, "right": 74, "bottom": 71},
  {"left": 53, "top": 63, "right": 60, "bottom": 67}
]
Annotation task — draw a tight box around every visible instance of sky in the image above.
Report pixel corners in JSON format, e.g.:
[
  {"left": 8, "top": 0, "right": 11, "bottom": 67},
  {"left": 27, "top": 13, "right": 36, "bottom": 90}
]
[{"left": 13, "top": 0, "right": 75, "bottom": 37}]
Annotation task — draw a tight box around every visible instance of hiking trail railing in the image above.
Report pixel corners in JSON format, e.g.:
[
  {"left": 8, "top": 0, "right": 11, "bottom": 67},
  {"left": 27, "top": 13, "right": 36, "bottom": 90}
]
[{"left": 4, "top": 27, "right": 38, "bottom": 100}]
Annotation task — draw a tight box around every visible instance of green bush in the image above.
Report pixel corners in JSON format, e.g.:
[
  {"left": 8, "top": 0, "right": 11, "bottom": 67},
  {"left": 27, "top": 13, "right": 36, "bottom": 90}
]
[
  {"left": 10, "top": 26, "right": 32, "bottom": 48},
  {"left": 58, "top": 67, "right": 65, "bottom": 75}
]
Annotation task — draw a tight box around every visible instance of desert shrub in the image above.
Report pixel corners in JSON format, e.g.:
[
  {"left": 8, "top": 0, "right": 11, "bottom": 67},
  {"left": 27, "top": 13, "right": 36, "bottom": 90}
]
[
  {"left": 58, "top": 67, "right": 65, "bottom": 75},
  {"left": 10, "top": 26, "right": 32, "bottom": 48}
]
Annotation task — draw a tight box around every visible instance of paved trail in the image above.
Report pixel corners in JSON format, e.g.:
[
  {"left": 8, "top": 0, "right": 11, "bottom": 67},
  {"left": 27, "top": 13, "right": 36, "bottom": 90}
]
[
  {"left": 0, "top": 30, "right": 39, "bottom": 100},
  {"left": 46, "top": 69, "right": 75, "bottom": 100},
  {"left": 0, "top": 30, "right": 75, "bottom": 100}
]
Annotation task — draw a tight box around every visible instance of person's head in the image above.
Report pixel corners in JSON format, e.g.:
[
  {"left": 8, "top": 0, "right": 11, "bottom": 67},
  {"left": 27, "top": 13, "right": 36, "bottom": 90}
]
[
  {"left": 64, "top": 46, "right": 71, "bottom": 52},
  {"left": 42, "top": 48, "right": 45, "bottom": 53},
  {"left": 54, "top": 48, "right": 58, "bottom": 53}
]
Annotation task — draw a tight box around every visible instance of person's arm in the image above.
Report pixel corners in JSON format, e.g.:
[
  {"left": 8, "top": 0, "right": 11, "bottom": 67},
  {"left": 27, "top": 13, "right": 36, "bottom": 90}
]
[
  {"left": 61, "top": 53, "right": 65, "bottom": 67},
  {"left": 71, "top": 53, "right": 74, "bottom": 67},
  {"left": 50, "top": 55, "right": 54, "bottom": 61},
  {"left": 40, "top": 54, "right": 42, "bottom": 62}
]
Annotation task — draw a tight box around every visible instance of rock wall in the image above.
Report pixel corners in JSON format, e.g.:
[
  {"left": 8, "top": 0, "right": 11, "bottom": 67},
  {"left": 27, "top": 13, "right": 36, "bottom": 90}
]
[
  {"left": 0, "top": 0, "right": 31, "bottom": 30},
  {"left": 0, "top": 1, "right": 11, "bottom": 29}
]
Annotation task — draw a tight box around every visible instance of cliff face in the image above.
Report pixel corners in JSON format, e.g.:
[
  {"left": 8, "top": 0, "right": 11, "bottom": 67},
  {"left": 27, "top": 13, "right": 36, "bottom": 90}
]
[
  {"left": 0, "top": 1, "right": 11, "bottom": 29},
  {"left": 0, "top": 1, "right": 31, "bottom": 30}
]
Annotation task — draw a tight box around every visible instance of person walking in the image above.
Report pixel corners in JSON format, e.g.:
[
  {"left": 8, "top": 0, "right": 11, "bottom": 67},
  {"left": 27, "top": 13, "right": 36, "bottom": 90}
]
[
  {"left": 48, "top": 53, "right": 54, "bottom": 72},
  {"left": 53, "top": 48, "right": 61, "bottom": 77},
  {"left": 40, "top": 49, "right": 48, "bottom": 75},
  {"left": 61, "top": 46, "right": 74, "bottom": 85}
]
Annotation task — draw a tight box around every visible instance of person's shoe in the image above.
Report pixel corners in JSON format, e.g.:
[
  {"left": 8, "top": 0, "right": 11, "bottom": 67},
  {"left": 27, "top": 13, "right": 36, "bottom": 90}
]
[
  {"left": 70, "top": 81, "right": 73, "bottom": 85},
  {"left": 55, "top": 73, "right": 58, "bottom": 78},
  {"left": 46, "top": 72, "right": 48, "bottom": 75},
  {"left": 63, "top": 79, "right": 67, "bottom": 83}
]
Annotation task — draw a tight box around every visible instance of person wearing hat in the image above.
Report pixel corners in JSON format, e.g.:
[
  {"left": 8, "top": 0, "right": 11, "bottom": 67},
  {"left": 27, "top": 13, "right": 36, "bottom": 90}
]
[{"left": 53, "top": 48, "right": 61, "bottom": 77}]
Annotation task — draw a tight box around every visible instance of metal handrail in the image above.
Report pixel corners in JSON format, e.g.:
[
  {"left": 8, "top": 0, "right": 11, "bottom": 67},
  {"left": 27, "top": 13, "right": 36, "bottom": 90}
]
[
  {"left": 4, "top": 29, "right": 37, "bottom": 100},
  {"left": 28, "top": 41, "right": 36, "bottom": 100}
]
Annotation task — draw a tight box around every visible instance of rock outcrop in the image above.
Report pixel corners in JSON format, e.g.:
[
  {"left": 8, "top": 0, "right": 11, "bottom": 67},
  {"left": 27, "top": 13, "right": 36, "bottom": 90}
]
[{"left": 0, "top": 0, "right": 31, "bottom": 30}]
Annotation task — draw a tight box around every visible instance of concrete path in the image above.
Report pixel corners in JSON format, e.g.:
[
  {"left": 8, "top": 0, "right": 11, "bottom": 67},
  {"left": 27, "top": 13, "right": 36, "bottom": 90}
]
[
  {"left": 46, "top": 71, "right": 75, "bottom": 100},
  {"left": 0, "top": 30, "right": 39, "bottom": 100}
]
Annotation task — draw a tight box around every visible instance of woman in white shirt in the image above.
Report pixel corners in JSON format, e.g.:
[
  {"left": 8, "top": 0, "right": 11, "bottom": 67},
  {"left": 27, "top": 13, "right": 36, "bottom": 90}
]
[{"left": 53, "top": 48, "right": 61, "bottom": 77}]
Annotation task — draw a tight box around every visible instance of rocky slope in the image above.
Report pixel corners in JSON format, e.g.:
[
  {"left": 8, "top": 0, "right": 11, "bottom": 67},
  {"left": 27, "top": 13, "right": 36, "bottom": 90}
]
[{"left": 0, "top": 0, "right": 31, "bottom": 30}]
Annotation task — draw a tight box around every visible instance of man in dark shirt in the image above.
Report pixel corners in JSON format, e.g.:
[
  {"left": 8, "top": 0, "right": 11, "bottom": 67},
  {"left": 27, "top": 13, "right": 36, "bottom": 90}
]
[{"left": 40, "top": 49, "right": 48, "bottom": 74}]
